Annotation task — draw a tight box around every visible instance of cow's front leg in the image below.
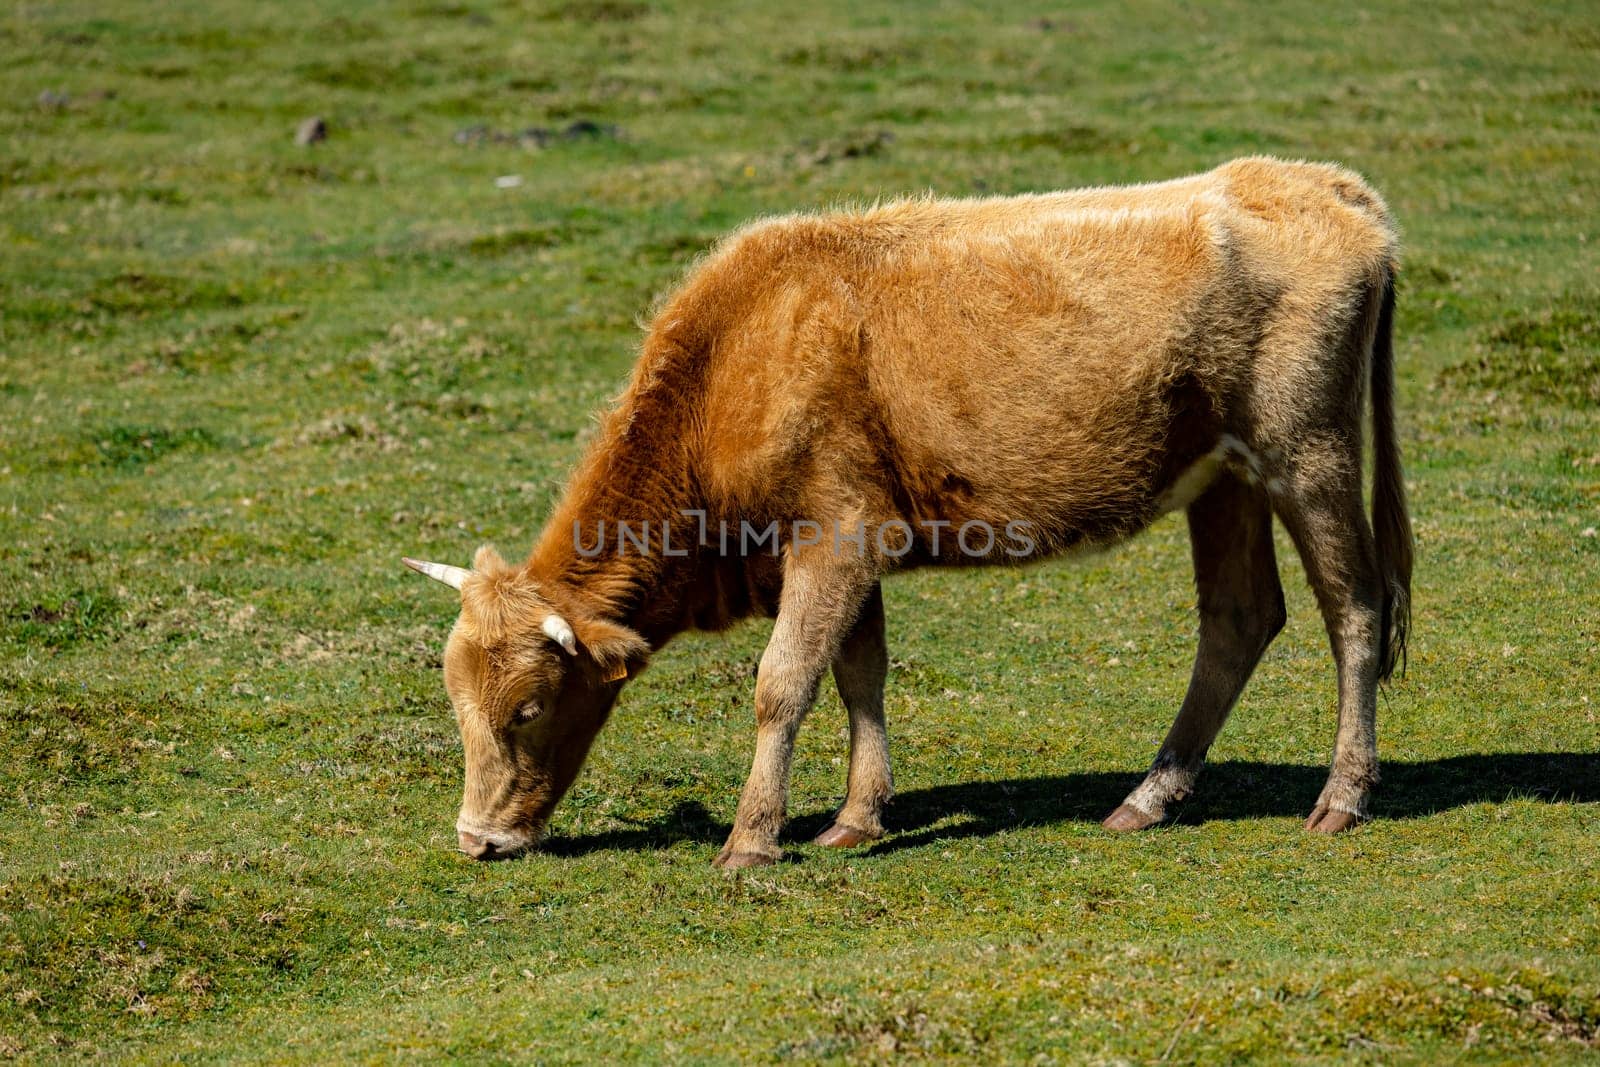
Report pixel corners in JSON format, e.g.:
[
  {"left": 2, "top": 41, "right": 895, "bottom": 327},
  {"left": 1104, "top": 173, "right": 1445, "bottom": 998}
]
[
  {"left": 715, "top": 550, "right": 877, "bottom": 869},
  {"left": 815, "top": 582, "right": 891, "bottom": 848}
]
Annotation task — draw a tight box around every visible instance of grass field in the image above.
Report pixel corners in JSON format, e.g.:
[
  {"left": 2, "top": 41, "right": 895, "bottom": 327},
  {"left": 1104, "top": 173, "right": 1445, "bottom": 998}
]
[{"left": 3, "top": 0, "right": 1599, "bottom": 1061}]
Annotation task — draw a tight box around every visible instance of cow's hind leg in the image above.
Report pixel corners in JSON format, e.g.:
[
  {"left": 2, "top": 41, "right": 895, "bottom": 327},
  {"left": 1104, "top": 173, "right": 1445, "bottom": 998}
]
[
  {"left": 1272, "top": 442, "right": 1384, "bottom": 833},
  {"left": 815, "top": 583, "right": 892, "bottom": 848},
  {"left": 715, "top": 549, "right": 879, "bottom": 869},
  {"left": 1105, "top": 473, "right": 1285, "bottom": 831}
]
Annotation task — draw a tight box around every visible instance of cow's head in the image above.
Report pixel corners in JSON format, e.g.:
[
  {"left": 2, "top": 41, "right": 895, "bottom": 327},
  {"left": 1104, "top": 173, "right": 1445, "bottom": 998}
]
[{"left": 403, "top": 547, "right": 648, "bottom": 860}]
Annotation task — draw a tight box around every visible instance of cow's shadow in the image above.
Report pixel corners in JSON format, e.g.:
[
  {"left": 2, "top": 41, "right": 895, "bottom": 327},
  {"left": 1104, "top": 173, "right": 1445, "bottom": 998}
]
[{"left": 540, "top": 752, "right": 1600, "bottom": 858}]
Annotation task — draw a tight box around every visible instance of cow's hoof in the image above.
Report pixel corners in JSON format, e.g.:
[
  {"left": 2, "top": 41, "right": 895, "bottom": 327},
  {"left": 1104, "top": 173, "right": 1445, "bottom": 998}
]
[
  {"left": 1102, "top": 803, "right": 1160, "bottom": 832},
  {"left": 713, "top": 848, "right": 778, "bottom": 869},
  {"left": 813, "top": 822, "right": 877, "bottom": 848},
  {"left": 1305, "top": 805, "right": 1361, "bottom": 834}
]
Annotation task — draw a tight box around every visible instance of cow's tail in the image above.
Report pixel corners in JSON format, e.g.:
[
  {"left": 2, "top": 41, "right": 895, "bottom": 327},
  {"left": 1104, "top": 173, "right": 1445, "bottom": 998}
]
[{"left": 1370, "top": 269, "right": 1412, "bottom": 682}]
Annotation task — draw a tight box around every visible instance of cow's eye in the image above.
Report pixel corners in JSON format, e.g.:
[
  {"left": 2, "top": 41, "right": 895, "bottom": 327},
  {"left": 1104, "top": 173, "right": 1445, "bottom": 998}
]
[{"left": 515, "top": 701, "right": 545, "bottom": 723}]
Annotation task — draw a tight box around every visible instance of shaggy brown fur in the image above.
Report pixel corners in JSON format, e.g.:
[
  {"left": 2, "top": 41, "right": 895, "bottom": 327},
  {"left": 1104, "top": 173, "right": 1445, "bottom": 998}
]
[{"left": 409, "top": 156, "right": 1413, "bottom": 865}]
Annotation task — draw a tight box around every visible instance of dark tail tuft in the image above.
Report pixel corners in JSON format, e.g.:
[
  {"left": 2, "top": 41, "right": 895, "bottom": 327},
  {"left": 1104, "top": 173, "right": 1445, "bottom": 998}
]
[{"left": 1371, "top": 272, "right": 1413, "bottom": 681}]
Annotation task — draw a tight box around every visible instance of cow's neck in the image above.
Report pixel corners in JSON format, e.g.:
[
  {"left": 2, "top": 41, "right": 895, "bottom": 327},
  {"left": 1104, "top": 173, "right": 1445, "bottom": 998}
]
[{"left": 525, "top": 337, "right": 712, "bottom": 646}]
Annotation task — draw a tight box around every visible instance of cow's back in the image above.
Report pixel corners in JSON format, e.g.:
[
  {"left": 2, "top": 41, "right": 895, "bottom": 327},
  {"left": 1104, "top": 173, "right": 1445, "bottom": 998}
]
[{"left": 681, "top": 158, "right": 1396, "bottom": 551}]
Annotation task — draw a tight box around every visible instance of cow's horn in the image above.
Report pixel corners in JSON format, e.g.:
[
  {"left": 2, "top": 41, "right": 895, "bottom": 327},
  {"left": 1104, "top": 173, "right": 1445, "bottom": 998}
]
[
  {"left": 542, "top": 613, "right": 578, "bottom": 655},
  {"left": 402, "top": 557, "right": 469, "bottom": 590}
]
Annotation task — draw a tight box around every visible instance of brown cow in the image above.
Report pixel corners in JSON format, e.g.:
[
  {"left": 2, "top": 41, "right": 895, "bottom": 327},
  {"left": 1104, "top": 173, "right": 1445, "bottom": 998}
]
[{"left": 404, "top": 156, "right": 1412, "bottom": 867}]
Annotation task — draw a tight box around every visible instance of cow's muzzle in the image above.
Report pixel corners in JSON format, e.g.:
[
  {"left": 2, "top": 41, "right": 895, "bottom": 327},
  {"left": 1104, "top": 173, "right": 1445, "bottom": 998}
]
[{"left": 457, "top": 828, "right": 535, "bottom": 861}]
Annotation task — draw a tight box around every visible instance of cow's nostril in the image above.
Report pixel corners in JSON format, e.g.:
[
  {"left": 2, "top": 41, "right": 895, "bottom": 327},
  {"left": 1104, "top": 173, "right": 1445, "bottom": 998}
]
[{"left": 460, "top": 831, "right": 508, "bottom": 857}]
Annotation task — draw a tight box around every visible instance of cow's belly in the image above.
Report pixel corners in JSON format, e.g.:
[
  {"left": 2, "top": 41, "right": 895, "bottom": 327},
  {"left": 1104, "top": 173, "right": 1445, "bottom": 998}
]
[{"left": 872, "top": 335, "right": 1210, "bottom": 548}]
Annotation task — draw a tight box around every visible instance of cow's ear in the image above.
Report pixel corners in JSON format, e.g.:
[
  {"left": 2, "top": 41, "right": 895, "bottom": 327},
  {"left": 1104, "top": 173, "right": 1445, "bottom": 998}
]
[{"left": 573, "top": 616, "right": 649, "bottom": 682}]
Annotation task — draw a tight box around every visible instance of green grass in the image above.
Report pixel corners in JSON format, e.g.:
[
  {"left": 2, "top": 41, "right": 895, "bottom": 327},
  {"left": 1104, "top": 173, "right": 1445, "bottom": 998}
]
[{"left": 3, "top": 0, "right": 1598, "bottom": 1061}]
